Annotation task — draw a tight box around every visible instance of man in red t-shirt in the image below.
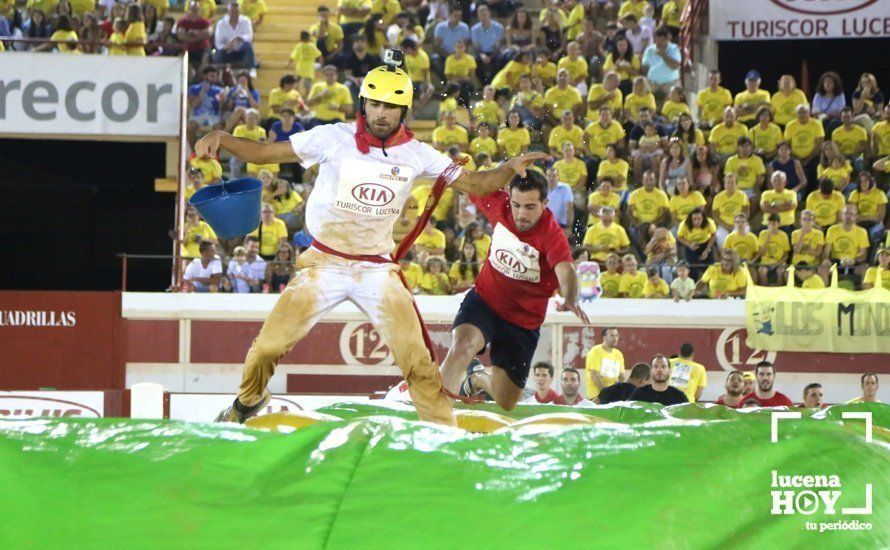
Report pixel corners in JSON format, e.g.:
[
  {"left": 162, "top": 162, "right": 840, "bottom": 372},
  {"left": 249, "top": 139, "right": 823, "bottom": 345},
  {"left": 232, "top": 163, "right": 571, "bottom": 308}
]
[
  {"left": 528, "top": 362, "right": 560, "bottom": 403},
  {"left": 176, "top": 1, "right": 213, "bottom": 67},
  {"left": 440, "top": 170, "right": 589, "bottom": 410},
  {"left": 737, "top": 361, "right": 794, "bottom": 407}
]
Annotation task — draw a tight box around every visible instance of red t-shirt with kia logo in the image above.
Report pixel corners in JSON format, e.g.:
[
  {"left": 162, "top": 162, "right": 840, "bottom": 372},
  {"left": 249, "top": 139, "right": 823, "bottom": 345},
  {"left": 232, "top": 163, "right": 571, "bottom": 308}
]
[{"left": 470, "top": 190, "right": 572, "bottom": 330}]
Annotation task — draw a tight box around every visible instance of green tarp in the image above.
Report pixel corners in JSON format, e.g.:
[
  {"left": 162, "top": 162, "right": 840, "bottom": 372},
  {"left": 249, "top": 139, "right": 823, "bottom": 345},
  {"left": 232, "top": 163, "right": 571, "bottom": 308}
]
[{"left": 1, "top": 402, "right": 887, "bottom": 548}]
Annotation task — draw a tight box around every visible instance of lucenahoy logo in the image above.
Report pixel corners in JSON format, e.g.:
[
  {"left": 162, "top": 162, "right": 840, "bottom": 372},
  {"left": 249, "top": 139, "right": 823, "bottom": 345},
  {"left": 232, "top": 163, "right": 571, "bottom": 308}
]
[
  {"left": 352, "top": 183, "right": 395, "bottom": 207},
  {"left": 768, "top": 0, "right": 878, "bottom": 16}
]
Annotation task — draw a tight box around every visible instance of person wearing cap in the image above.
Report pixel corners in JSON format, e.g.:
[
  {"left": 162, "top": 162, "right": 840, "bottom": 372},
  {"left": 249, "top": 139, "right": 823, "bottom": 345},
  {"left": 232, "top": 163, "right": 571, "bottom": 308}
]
[
  {"left": 863, "top": 248, "right": 890, "bottom": 290},
  {"left": 306, "top": 65, "right": 354, "bottom": 128},
  {"left": 196, "top": 52, "right": 547, "bottom": 426},
  {"left": 734, "top": 70, "right": 771, "bottom": 127}
]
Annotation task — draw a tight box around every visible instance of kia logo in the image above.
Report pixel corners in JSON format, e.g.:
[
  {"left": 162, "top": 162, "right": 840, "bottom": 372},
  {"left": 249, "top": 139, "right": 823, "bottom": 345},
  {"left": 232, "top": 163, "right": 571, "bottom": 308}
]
[
  {"left": 0, "top": 395, "right": 101, "bottom": 418},
  {"left": 496, "top": 249, "right": 527, "bottom": 273},
  {"left": 768, "top": 0, "right": 878, "bottom": 16},
  {"left": 352, "top": 183, "right": 395, "bottom": 207}
]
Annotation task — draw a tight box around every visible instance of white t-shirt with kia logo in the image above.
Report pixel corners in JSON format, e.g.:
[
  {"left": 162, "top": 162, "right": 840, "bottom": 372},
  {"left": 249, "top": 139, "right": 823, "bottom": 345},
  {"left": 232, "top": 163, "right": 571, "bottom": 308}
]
[{"left": 290, "top": 123, "right": 457, "bottom": 256}]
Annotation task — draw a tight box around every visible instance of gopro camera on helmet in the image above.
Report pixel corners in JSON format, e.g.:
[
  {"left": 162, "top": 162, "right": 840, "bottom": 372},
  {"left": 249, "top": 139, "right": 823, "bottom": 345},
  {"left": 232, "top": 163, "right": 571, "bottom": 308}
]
[{"left": 383, "top": 49, "right": 404, "bottom": 69}]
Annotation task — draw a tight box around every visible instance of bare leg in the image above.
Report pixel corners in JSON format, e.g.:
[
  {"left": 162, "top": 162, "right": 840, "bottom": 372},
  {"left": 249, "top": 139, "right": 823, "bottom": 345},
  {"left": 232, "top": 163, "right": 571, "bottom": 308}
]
[
  {"left": 439, "top": 323, "right": 486, "bottom": 395},
  {"left": 471, "top": 367, "right": 523, "bottom": 411}
]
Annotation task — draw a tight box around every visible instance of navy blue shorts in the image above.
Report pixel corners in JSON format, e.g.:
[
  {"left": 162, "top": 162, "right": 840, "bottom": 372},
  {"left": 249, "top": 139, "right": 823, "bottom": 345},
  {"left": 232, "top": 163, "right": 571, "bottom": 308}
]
[{"left": 452, "top": 289, "right": 540, "bottom": 389}]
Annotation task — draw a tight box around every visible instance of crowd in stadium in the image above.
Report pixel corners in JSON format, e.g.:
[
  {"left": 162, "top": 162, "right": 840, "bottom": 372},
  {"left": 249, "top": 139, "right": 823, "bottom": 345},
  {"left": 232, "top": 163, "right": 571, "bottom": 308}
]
[{"left": 4, "top": 0, "right": 888, "bottom": 297}]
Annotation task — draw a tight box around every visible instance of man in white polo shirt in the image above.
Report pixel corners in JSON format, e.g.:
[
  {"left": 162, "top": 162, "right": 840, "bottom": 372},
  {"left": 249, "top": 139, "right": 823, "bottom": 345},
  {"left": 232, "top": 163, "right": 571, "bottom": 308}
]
[{"left": 196, "top": 50, "right": 546, "bottom": 426}]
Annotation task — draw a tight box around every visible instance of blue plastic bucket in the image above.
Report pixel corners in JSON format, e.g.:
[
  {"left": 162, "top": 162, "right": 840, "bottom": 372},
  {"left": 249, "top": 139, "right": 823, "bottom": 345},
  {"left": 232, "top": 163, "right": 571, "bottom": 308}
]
[{"left": 189, "top": 178, "right": 262, "bottom": 239}]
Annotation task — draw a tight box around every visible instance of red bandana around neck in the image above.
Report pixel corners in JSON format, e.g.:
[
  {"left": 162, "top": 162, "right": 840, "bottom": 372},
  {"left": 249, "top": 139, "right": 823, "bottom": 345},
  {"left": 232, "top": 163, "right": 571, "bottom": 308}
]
[{"left": 354, "top": 111, "right": 414, "bottom": 154}]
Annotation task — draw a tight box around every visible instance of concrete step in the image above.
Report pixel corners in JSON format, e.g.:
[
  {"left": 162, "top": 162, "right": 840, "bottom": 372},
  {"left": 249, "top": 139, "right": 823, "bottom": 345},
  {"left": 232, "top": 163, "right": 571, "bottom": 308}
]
[{"left": 253, "top": 42, "right": 294, "bottom": 56}]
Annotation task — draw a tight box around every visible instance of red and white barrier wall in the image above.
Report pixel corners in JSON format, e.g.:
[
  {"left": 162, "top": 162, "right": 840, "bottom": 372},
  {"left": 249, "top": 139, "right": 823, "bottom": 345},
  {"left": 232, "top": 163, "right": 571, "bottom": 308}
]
[{"left": 1, "top": 291, "right": 887, "bottom": 408}]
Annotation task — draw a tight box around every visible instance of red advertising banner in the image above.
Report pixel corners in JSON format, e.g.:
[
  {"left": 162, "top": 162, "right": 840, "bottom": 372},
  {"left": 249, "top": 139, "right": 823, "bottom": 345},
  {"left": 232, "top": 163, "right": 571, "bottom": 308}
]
[{"left": 0, "top": 291, "right": 122, "bottom": 390}]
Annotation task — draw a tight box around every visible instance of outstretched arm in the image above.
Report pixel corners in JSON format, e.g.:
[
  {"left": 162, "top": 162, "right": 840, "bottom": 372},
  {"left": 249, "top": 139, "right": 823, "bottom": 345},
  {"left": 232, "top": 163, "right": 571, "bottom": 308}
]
[
  {"left": 195, "top": 130, "right": 300, "bottom": 165},
  {"left": 451, "top": 152, "right": 550, "bottom": 196}
]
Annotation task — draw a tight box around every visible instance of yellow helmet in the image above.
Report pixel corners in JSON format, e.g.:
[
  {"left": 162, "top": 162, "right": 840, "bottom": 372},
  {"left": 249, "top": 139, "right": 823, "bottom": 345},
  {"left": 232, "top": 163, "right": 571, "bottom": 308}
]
[{"left": 359, "top": 65, "right": 414, "bottom": 107}]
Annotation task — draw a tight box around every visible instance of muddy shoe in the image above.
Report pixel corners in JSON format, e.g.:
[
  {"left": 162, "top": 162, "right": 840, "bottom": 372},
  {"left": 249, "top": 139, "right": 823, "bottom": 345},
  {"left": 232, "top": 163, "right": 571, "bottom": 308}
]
[{"left": 214, "top": 390, "right": 271, "bottom": 423}]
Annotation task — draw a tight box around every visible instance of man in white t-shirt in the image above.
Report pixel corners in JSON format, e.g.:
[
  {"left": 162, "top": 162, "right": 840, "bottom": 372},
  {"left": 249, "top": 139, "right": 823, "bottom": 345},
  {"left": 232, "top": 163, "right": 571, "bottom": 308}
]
[
  {"left": 183, "top": 241, "right": 223, "bottom": 292},
  {"left": 196, "top": 50, "right": 546, "bottom": 426}
]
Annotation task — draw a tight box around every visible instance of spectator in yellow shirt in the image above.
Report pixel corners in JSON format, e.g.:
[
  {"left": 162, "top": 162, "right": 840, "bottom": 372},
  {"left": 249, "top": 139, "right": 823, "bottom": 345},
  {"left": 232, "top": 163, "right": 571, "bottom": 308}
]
[
  {"left": 644, "top": 265, "right": 669, "bottom": 298},
  {"left": 770, "top": 74, "right": 808, "bottom": 127},
  {"left": 585, "top": 106, "right": 627, "bottom": 163},
  {"left": 585, "top": 327, "right": 625, "bottom": 400},
  {"left": 624, "top": 76, "right": 657, "bottom": 126},
  {"left": 181, "top": 206, "right": 219, "bottom": 259},
  {"left": 497, "top": 110, "right": 531, "bottom": 159},
  {"left": 849, "top": 172, "right": 887, "bottom": 246},
  {"left": 696, "top": 250, "right": 747, "bottom": 299},
  {"left": 543, "top": 69, "right": 585, "bottom": 124},
  {"left": 587, "top": 177, "right": 622, "bottom": 226},
  {"left": 398, "top": 251, "right": 424, "bottom": 292},
  {"left": 602, "top": 36, "right": 640, "bottom": 96},
  {"left": 791, "top": 210, "right": 825, "bottom": 266},
  {"left": 597, "top": 144, "right": 630, "bottom": 193},
  {"left": 238, "top": 0, "right": 267, "bottom": 27},
  {"left": 548, "top": 110, "right": 586, "bottom": 157},
  {"left": 724, "top": 136, "right": 766, "bottom": 193},
  {"left": 310, "top": 6, "right": 344, "bottom": 63},
  {"left": 669, "top": 177, "right": 707, "bottom": 228},
  {"left": 491, "top": 51, "right": 532, "bottom": 90},
  {"left": 49, "top": 14, "right": 81, "bottom": 54},
  {"left": 444, "top": 39, "right": 477, "bottom": 86},
  {"left": 832, "top": 107, "right": 869, "bottom": 168},
  {"left": 468, "top": 122, "right": 498, "bottom": 160},
  {"left": 784, "top": 103, "right": 825, "bottom": 178},
  {"left": 823, "top": 205, "right": 870, "bottom": 273},
  {"left": 696, "top": 70, "right": 733, "bottom": 130},
  {"left": 748, "top": 107, "right": 784, "bottom": 160},
  {"left": 287, "top": 31, "right": 322, "bottom": 91},
  {"left": 755, "top": 213, "right": 791, "bottom": 285},
  {"left": 248, "top": 204, "right": 289, "bottom": 259},
  {"left": 711, "top": 173, "right": 749, "bottom": 247},
  {"left": 677, "top": 208, "right": 716, "bottom": 277},
  {"left": 472, "top": 85, "right": 505, "bottom": 128},
  {"left": 553, "top": 142, "right": 588, "bottom": 193},
  {"left": 268, "top": 75, "right": 307, "bottom": 121},
  {"left": 432, "top": 110, "right": 469, "bottom": 152},
  {"left": 805, "top": 179, "right": 846, "bottom": 229},
  {"left": 557, "top": 40, "right": 589, "bottom": 96},
  {"left": 871, "top": 104, "right": 890, "bottom": 158},
  {"left": 583, "top": 206, "right": 631, "bottom": 262},
  {"left": 449, "top": 241, "right": 480, "bottom": 293},
  {"left": 619, "top": 254, "right": 648, "bottom": 298},
  {"left": 708, "top": 107, "right": 748, "bottom": 161},
  {"left": 862, "top": 248, "right": 890, "bottom": 290},
  {"left": 418, "top": 257, "right": 451, "bottom": 295},
  {"left": 531, "top": 51, "right": 558, "bottom": 89},
  {"left": 628, "top": 170, "right": 670, "bottom": 251},
  {"left": 306, "top": 65, "right": 354, "bottom": 126},
  {"left": 644, "top": 227, "right": 677, "bottom": 279},
  {"left": 668, "top": 343, "right": 708, "bottom": 402},
  {"left": 108, "top": 18, "right": 128, "bottom": 55},
  {"left": 795, "top": 262, "right": 826, "bottom": 289},
  {"left": 599, "top": 254, "right": 622, "bottom": 298},
  {"left": 760, "top": 171, "right": 798, "bottom": 233},
  {"left": 724, "top": 213, "right": 759, "bottom": 264},
  {"left": 734, "top": 70, "right": 771, "bottom": 126}
]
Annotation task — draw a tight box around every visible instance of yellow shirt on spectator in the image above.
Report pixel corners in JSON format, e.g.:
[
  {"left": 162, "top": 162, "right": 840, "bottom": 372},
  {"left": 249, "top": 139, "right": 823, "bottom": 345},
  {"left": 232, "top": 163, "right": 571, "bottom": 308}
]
[
  {"left": 848, "top": 188, "right": 888, "bottom": 219},
  {"left": 308, "top": 81, "right": 352, "bottom": 121},
  {"left": 532, "top": 60, "right": 558, "bottom": 87},
  {"left": 817, "top": 162, "right": 853, "bottom": 191},
  {"left": 711, "top": 189, "right": 749, "bottom": 227},
  {"left": 449, "top": 261, "right": 478, "bottom": 287},
  {"left": 582, "top": 223, "right": 630, "bottom": 262},
  {"left": 371, "top": 0, "right": 401, "bottom": 24},
  {"left": 125, "top": 21, "right": 146, "bottom": 56},
  {"left": 108, "top": 31, "right": 127, "bottom": 55},
  {"left": 757, "top": 229, "right": 791, "bottom": 265},
  {"left": 198, "top": 0, "right": 216, "bottom": 18},
  {"left": 271, "top": 191, "right": 303, "bottom": 216},
  {"left": 553, "top": 157, "right": 587, "bottom": 189},
  {"left": 419, "top": 272, "right": 450, "bottom": 295},
  {"left": 661, "top": 100, "right": 691, "bottom": 122},
  {"left": 760, "top": 189, "right": 798, "bottom": 226},
  {"left": 338, "top": 0, "right": 371, "bottom": 24},
  {"left": 619, "top": 270, "right": 648, "bottom": 298},
  {"left": 415, "top": 228, "right": 447, "bottom": 252},
  {"left": 404, "top": 49, "right": 431, "bottom": 82},
  {"left": 596, "top": 159, "right": 630, "bottom": 191},
  {"left": 646, "top": 232, "right": 676, "bottom": 264},
  {"left": 248, "top": 218, "right": 288, "bottom": 256},
  {"left": 801, "top": 275, "right": 826, "bottom": 289},
  {"left": 52, "top": 30, "right": 80, "bottom": 54},
  {"left": 733, "top": 89, "right": 771, "bottom": 122},
  {"left": 309, "top": 21, "right": 344, "bottom": 52},
  {"left": 585, "top": 344, "right": 625, "bottom": 399},
  {"left": 234, "top": 125, "right": 279, "bottom": 174},
  {"left": 432, "top": 124, "right": 469, "bottom": 148},
  {"left": 190, "top": 157, "right": 223, "bottom": 182},
  {"left": 565, "top": 3, "right": 584, "bottom": 39},
  {"left": 497, "top": 127, "right": 531, "bottom": 158},
  {"left": 602, "top": 53, "right": 640, "bottom": 82},
  {"left": 268, "top": 87, "right": 304, "bottom": 119},
  {"left": 600, "top": 271, "right": 621, "bottom": 298},
  {"left": 549, "top": 124, "right": 585, "bottom": 152},
  {"left": 644, "top": 277, "right": 670, "bottom": 298},
  {"left": 587, "top": 191, "right": 622, "bottom": 224},
  {"left": 401, "top": 262, "right": 424, "bottom": 290},
  {"left": 724, "top": 154, "right": 765, "bottom": 190},
  {"left": 805, "top": 190, "right": 846, "bottom": 227},
  {"left": 557, "top": 55, "right": 588, "bottom": 83},
  {"left": 586, "top": 84, "right": 623, "bottom": 119},
  {"left": 873, "top": 121, "right": 890, "bottom": 156},
  {"left": 678, "top": 217, "right": 717, "bottom": 244},
  {"left": 618, "top": 0, "right": 647, "bottom": 20},
  {"left": 661, "top": 0, "right": 684, "bottom": 28},
  {"left": 472, "top": 99, "right": 504, "bottom": 127},
  {"left": 748, "top": 123, "right": 783, "bottom": 156},
  {"left": 701, "top": 264, "right": 746, "bottom": 297},
  {"left": 460, "top": 233, "right": 492, "bottom": 263},
  {"left": 708, "top": 122, "right": 747, "bottom": 156},
  {"left": 864, "top": 267, "right": 890, "bottom": 289},
  {"left": 445, "top": 53, "right": 477, "bottom": 79},
  {"left": 69, "top": 0, "right": 96, "bottom": 15},
  {"left": 791, "top": 228, "right": 825, "bottom": 266},
  {"left": 290, "top": 41, "right": 322, "bottom": 80},
  {"left": 238, "top": 0, "right": 267, "bottom": 23},
  {"left": 26, "top": 0, "right": 57, "bottom": 14},
  {"left": 784, "top": 118, "right": 824, "bottom": 158},
  {"left": 543, "top": 85, "right": 584, "bottom": 115},
  {"left": 669, "top": 191, "right": 707, "bottom": 222},
  {"left": 696, "top": 86, "right": 733, "bottom": 125},
  {"left": 491, "top": 59, "right": 529, "bottom": 89},
  {"left": 825, "top": 224, "right": 869, "bottom": 261},
  {"left": 181, "top": 221, "right": 217, "bottom": 258},
  {"left": 628, "top": 187, "right": 669, "bottom": 223},
  {"left": 510, "top": 90, "right": 545, "bottom": 114},
  {"left": 585, "top": 120, "right": 626, "bottom": 158},
  {"left": 831, "top": 124, "right": 869, "bottom": 157},
  {"left": 624, "top": 92, "right": 657, "bottom": 121},
  {"left": 725, "top": 231, "right": 758, "bottom": 262},
  {"left": 668, "top": 356, "right": 707, "bottom": 403},
  {"left": 770, "top": 89, "right": 808, "bottom": 126},
  {"left": 469, "top": 136, "right": 498, "bottom": 159}
]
